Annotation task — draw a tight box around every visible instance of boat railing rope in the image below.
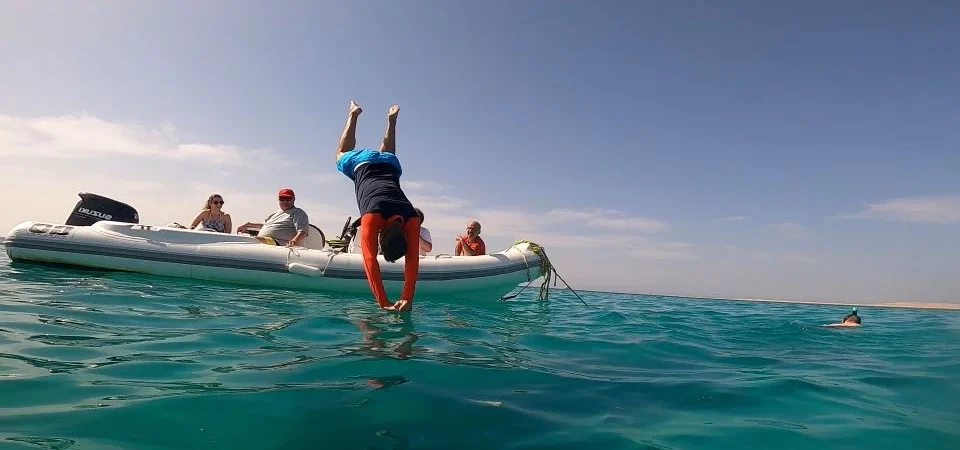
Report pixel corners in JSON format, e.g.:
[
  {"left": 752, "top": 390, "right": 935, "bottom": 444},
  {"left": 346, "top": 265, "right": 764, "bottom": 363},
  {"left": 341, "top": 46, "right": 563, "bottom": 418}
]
[
  {"left": 320, "top": 251, "right": 337, "bottom": 276},
  {"left": 501, "top": 240, "right": 588, "bottom": 306},
  {"left": 285, "top": 246, "right": 341, "bottom": 277}
]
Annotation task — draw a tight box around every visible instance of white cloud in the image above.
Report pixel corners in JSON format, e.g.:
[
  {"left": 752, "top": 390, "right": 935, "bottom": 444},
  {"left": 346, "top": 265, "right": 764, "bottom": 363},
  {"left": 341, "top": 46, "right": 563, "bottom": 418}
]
[
  {"left": 521, "top": 233, "right": 639, "bottom": 249},
  {"left": 406, "top": 194, "right": 471, "bottom": 211},
  {"left": 770, "top": 222, "right": 812, "bottom": 239},
  {"left": 0, "top": 114, "right": 346, "bottom": 237},
  {"left": 305, "top": 172, "right": 339, "bottom": 185},
  {"left": 470, "top": 208, "right": 544, "bottom": 235},
  {"left": 587, "top": 216, "right": 667, "bottom": 233},
  {"left": 715, "top": 215, "right": 747, "bottom": 223},
  {"left": 546, "top": 208, "right": 667, "bottom": 233},
  {"left": 841, "top": 195, "right": 960, "bottom": 224},
  {"left": 721, "top": 245, "right": 816, "bottom": 264},
  {"left": 401, "top": 180, "right": 448, "bottom": 191},
  {"left": 622, "top": 242, "right": 699, "bottom": 261},
  {"left": 548, "top": 208, "right": 619, "bottom": 221},
  {"left": 412, "top": 206, "right": 684, "bottom": 259},
  {"left": 0, "top": 114, "right": 287, "bottom": 167},
  {"left": 492, "top": 232, "right": 694, "bottom": 261}
]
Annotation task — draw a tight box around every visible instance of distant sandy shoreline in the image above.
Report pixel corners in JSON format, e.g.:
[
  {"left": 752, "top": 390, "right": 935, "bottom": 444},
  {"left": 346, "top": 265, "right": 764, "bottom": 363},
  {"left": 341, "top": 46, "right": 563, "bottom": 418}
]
[
  {"left": 675, "top": 295, "right": 960, "bottom": 311},
  {"left": 723, "top": 297, "right": 960, "bottom": 311},
  {"left": 576, "top": 289, "right": 960, "bottom": 311}
]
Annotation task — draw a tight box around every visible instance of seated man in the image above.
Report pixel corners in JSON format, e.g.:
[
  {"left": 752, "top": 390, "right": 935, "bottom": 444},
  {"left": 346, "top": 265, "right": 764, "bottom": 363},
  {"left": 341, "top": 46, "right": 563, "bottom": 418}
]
[
  {"left": 454, "top": 220, "right": 485, "bottom": 256},
  {"left": 415, "top": 207, "right": 432, "bottom": 256},
  {"left": 236, "top": 188, "right": 309, "bottom": 247}
]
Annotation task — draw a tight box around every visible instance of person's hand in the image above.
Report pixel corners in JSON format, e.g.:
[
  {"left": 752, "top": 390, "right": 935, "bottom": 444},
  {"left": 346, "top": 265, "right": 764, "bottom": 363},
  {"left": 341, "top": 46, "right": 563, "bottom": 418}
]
[{"left": 382, "top": 299, "right": 411, "bottom": 313}]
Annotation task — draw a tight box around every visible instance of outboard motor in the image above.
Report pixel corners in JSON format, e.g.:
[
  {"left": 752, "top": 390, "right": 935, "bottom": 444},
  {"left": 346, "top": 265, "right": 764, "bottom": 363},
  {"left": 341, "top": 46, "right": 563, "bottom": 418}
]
[{"left": 65, "top": 192, "right": 140, "bottom": 226}]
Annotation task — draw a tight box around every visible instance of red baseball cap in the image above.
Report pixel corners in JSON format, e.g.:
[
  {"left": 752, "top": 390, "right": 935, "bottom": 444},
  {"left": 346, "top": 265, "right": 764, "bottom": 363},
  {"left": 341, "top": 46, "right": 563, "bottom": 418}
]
[{"left": 278, "top": 188, "right": 295, "bottom": 198}]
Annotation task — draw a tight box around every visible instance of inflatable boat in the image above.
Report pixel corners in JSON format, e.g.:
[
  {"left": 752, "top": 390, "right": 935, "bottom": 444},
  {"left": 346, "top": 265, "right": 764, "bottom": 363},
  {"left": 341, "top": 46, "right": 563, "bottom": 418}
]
[{"left": 3, "top": 193, "right": 548, "bottom": 300}]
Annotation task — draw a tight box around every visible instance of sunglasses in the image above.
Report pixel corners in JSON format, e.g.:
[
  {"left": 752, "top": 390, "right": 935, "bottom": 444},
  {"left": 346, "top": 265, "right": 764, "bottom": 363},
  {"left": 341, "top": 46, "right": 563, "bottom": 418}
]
[
  {"left": 212, "top": 200, "right": 224, "bottom": 205},
  {"left": 278, "top": 197, "right": 293, "bottom": 201}
]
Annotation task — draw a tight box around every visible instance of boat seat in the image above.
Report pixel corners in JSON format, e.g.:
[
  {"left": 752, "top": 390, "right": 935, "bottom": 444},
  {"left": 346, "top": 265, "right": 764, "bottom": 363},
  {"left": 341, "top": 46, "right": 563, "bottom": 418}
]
[{"left": 299, "top": 224, "right": 326, "bottom": 250}]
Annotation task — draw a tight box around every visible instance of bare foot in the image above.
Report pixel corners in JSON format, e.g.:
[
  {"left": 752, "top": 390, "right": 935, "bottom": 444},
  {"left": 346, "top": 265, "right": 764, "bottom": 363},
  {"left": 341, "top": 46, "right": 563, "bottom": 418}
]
[
  {"left": 349, "top": 100, "right": 362, "bottom": 117},
  {"left": 387, "top": 104, "right": 399, "bottom": 121},
  {"left": 382, "top": 299, "right": 411, "bottom": 313}
]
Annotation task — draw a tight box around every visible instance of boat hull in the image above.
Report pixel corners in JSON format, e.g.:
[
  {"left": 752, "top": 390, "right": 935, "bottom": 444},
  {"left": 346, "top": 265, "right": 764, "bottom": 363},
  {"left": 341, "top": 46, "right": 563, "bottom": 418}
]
[{"left": 4, "top": 221, "right": 544, "bottom": 300}]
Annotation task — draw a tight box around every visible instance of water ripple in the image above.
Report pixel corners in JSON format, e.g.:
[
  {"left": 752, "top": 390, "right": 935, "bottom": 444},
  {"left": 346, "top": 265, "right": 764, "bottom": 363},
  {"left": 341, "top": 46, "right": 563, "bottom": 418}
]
[{"left": 1, "top": 256, "right": 958, "bottom": 449}]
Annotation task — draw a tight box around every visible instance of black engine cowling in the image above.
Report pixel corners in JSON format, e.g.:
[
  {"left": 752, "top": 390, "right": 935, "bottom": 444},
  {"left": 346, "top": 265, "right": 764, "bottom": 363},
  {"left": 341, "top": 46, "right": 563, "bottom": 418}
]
[{"left": 65, "top": 192, "right": 140, "bottom": 226}]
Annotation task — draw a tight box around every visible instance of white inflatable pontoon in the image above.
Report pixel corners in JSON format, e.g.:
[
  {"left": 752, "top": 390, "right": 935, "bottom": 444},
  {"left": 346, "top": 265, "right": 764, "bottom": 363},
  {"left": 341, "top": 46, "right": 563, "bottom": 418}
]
[{"left": 3, "top": 219, "right": 546, "bottom": 300}]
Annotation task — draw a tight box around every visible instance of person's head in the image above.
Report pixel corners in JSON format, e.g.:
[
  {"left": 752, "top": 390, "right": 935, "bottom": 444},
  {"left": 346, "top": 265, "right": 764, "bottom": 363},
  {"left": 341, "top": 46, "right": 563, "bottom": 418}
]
[
  {"left": 204, "top": 194, "right": 225, "bottom": 211},
  {"left": 842, "top": 307, "right": 861, "bottom": 324},
  {"left": 277, "top": 188, "right": 296, "bottom": 210},
  {"left": 414, "top": 207, "right": 425, "bottom": 224},
  {"left": 380, "top": 219, "right": 408, "bottom": 262},
  {"left": 465, "top": 220, "right": 481, "bottom": 238}
]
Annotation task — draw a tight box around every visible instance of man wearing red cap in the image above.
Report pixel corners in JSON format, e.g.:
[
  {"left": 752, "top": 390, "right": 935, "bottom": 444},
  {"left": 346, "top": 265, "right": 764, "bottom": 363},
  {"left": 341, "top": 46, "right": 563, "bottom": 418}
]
[
  {"left": 236, "top": 188, "right": 310, "bottom": 247},
  {"left": 335, "top": 100, "right": 420, "bottom": 313}
]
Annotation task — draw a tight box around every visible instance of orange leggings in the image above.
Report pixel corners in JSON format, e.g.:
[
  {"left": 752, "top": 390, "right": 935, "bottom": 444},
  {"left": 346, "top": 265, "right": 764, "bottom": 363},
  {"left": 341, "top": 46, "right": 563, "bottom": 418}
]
[{"left": 359, "top": 213, "right": 421, "bottom": 307}]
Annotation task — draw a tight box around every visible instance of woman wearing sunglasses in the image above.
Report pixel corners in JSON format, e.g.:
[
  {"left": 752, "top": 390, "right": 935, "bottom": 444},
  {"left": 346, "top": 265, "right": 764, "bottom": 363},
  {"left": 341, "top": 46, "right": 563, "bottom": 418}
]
[{"left": 189, "top": 194, "right": 233, "bottom": 233}]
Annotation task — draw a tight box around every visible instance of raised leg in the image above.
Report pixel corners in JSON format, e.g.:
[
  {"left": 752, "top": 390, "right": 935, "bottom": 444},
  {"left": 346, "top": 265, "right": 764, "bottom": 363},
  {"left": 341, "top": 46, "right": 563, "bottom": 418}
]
[
  {"left": 336, "top": 101, "right": 363, "bottom": 159},
  {"left": 379, "top": 104, "right": 399, "bottom": 153}
]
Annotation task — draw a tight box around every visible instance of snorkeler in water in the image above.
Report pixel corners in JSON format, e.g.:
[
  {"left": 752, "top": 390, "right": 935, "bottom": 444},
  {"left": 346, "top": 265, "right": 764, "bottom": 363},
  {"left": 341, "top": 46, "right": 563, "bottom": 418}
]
[
  {"left": 842, "top": 307, "right": 861, "bottom": 325},
  {"left": 824, "top": 307, "right": 862, "bottom": 327}
]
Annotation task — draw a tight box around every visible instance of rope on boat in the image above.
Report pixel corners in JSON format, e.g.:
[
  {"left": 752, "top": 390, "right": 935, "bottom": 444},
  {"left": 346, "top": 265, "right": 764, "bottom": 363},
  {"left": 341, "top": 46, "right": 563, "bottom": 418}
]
[
  {"left": 328, "top": 231, "right": 586, "bottom": 306},
  {"left": 501, "top": 240, "right": 588, "bottom": 306}
]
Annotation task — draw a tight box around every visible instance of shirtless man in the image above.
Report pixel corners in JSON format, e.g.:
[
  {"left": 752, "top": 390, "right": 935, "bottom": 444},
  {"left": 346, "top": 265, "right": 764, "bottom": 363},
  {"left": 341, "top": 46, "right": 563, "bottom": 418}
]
[{"left": 335, "top": 101, "right": 420, "bottom": 313}]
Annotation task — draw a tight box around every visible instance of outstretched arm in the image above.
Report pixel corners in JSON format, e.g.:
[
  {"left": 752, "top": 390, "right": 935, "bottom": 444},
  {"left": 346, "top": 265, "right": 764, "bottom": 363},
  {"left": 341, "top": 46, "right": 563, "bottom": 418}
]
[
  {"left": 237, "top": 222, "right": 263, "bottom": 234},
  {"left": 286, "top": 230, "right": 308, "bottom": 247},
  {"left": 359, "top": 214, "right": 391, "bottom": 308},
  {"left": 189, "top": 211, "right": 207, "bottom": 229}
]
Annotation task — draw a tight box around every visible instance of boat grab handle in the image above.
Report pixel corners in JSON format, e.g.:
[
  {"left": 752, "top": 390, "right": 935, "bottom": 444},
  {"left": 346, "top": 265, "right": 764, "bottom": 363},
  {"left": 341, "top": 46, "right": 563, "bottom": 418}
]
[
  {"left": 287, "top": 252, "right": 338, "bottom": 278},
  {"left": 287, "top": 262, "right": 323, "bottom": 278}
]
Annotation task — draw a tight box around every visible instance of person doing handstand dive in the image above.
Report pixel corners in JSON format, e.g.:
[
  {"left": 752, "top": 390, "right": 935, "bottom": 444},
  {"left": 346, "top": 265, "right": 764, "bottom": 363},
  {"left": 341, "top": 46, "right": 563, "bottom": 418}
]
[{"left": 335, "top": 101, "right": 420, "bottom": 313}]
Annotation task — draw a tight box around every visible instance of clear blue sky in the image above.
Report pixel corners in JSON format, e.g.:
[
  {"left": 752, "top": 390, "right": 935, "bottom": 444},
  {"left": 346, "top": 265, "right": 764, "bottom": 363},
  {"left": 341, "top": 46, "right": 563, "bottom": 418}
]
[{"left": 1, "top": 1, "right": 958, "bottom": 303}]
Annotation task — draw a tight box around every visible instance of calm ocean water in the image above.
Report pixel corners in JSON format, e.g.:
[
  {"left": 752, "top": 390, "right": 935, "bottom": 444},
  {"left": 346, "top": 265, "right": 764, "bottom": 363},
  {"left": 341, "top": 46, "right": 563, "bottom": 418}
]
[{"left": 1, "top": 250, "right": 958, "bottom": 450}]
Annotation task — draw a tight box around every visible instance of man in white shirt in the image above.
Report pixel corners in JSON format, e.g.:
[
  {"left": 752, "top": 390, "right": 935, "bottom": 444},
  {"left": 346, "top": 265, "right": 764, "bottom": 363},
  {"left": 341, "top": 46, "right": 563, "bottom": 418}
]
[
  {"left": 348, "top": 207, "right": 432, "bottom": 256},
  {"left": 415, "top": 207, "right": 432, "bottom": 256}
]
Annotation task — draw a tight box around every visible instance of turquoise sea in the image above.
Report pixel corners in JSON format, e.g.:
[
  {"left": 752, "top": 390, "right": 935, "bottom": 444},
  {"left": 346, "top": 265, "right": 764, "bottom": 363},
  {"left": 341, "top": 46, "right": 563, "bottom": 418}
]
[{"left": 1, "top": 250, "right": 958, "bottom": 450}]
